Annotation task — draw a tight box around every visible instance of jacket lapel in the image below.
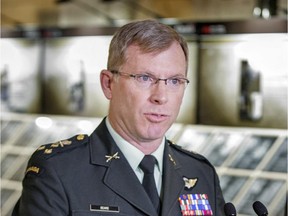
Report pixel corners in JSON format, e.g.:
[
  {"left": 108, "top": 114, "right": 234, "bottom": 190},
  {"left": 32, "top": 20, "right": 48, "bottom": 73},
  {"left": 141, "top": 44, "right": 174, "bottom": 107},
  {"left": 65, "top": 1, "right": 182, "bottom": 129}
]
[
  {"left": 89, "top": 119, "right": 158, "bottom": 216},
  {"left": 161, "top": 142, "right": 185, "bottom": 216},
  {"left": 104, "top": 157, "right": 157, "bottom": 216}
]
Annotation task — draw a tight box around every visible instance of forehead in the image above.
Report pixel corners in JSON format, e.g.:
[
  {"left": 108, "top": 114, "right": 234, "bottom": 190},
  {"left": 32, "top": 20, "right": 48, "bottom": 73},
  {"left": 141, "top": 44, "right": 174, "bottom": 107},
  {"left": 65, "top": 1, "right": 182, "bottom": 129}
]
[{"left": 122, "top": 43, "right": 186, "bottom": 76}]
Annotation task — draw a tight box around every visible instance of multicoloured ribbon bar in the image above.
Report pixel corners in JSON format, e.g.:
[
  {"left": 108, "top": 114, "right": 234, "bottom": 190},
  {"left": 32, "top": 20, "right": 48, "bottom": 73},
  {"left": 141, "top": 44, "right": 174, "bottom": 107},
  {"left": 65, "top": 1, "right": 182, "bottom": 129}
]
[{"left": 179, "top": 194, "right": 213, "bottom": 215}]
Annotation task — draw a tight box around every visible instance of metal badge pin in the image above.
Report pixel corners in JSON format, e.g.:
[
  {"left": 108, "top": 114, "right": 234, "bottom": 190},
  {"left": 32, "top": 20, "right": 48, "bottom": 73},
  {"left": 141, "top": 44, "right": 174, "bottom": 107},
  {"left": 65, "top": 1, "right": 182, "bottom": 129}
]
[
  {"left": 77, "top": 134, "right": 85, "bottom": 140},
  {"left": 26, "top": 166, "right": 40, "bottom": 174},
  {"left": 44, "top": 149, "right": 53, "bottom": 154},
  {"left": 51, "top": 140, "right": 72, "bottom": 148},
  {"left": 105, "top": 152, "right": 120, "bottom": 162},
  {"left": 61, "top": 140, "right": 72, "bottom": 145},
  {"left": 168, "top": 154, "right": 176, "bottom": 165},
  {"left": 51, "top": 142, "right": 59, "bottom": 148},
  {"left": 183, "top": 177, "right": 198, "bottom": 189},
  {"left": 59, "top": 140, "right": 72, "bottom": 147},
  {"left": 37, "top": 146, "right": 45, "bottom": 151}
]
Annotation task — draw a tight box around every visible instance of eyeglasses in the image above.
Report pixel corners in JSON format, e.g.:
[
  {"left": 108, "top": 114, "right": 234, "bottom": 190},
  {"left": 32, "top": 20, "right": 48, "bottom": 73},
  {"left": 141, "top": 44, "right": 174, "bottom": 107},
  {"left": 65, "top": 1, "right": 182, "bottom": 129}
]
[{"left": 110, "top": 70, "right": 189, "bottom": 91}]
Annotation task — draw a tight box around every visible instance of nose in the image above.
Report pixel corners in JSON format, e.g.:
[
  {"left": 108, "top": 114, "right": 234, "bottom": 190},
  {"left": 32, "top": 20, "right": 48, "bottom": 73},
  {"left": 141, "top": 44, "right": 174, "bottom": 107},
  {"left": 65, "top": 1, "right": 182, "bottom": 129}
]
[{"left": 149, "top": 81, "right": 168, "bottom": 105}]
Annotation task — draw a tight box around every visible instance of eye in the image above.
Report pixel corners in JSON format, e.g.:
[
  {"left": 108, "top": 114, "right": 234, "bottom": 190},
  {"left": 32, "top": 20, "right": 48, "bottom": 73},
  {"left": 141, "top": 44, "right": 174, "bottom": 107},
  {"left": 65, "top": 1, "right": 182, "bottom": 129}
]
[
  {"left": 137, "top": 74, "right": 153, "bottom": 82},
  {"left": 169, "top": 78, "right": 182, "bottom": 85}
]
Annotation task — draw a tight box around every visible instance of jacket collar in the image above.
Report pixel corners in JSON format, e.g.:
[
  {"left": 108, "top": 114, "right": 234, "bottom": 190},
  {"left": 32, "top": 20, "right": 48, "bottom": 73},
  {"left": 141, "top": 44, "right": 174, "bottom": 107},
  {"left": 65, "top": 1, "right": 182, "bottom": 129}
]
[
  {"left": 89, "top": 119, "right": 185, "bottom": 216},
  {"left": 89, "top": 119, "right": 158, "bottom": 216}
]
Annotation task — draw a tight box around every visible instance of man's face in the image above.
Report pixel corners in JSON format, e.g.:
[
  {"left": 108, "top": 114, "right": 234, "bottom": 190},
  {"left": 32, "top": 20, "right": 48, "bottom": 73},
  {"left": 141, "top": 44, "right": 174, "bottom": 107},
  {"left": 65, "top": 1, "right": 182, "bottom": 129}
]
[{"left": 103, "top": 42, "right": 187, "bottom": 145}]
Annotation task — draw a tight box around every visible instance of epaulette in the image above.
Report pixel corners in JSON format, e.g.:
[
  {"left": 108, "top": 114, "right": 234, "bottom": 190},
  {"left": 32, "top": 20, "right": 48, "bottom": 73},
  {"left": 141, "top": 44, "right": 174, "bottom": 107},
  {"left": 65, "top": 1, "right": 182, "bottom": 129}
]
[
  {"left": 32, "top": 134, "right": 89, "bottom": 160},
  {"left": 167, "top": 139, "right": 209, "bottom": 162}
]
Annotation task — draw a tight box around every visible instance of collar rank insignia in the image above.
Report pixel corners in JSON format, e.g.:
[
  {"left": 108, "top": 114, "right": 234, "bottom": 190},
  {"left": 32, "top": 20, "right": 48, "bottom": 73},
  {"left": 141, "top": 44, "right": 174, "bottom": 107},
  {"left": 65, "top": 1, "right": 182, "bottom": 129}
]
[
  {"left": 183, "top": 177, "right": 198, "bottom": 189},
  {"left": 178, "top": 194, "right": 213, "bottom": 215},
  {"left": 168, "top": 154, "right": 176, "bottom": 165},
  {"left": 105, "top": 152, "right": 120, "bottom": 162}
]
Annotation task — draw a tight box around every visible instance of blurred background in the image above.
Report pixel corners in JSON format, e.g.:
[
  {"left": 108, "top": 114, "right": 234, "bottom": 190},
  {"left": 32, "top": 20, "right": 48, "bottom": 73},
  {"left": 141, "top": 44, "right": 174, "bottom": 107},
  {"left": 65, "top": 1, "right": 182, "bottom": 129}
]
[{"left": 1, "top": 0, "right": 287, "bottom": 215}]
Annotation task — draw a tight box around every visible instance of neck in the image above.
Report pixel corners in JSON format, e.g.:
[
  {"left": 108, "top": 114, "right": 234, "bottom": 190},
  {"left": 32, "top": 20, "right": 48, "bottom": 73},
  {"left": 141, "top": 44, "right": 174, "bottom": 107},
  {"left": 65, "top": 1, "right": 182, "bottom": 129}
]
[
  {"left": 130, "top": 141, "right": 161, "bottom": 155},
  {"left": 107, "top": 116, "right": 163, "bottom": 155}
]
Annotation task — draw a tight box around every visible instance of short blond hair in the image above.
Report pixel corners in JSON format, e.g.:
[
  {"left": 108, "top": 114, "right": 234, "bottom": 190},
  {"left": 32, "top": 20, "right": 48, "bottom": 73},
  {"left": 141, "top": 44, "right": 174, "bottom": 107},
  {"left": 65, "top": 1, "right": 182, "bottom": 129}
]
[{"left": 107, "top": 19, "right": 188, "bottom": 73}]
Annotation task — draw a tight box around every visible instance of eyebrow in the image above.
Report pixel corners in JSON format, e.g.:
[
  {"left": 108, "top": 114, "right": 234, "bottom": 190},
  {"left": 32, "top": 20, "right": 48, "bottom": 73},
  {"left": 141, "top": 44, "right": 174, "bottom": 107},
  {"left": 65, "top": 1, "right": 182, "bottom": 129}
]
[{"left": 139, "top": 71, "right": 186, "bottom": 78}]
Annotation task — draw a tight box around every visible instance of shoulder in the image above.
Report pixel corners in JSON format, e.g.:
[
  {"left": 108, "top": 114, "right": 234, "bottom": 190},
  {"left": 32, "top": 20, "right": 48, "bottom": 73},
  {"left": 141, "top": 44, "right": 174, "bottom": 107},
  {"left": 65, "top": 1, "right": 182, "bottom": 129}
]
[
  {"left": 167, "top": 140, "right": 214, "bottom": 167},
  {"left": 31, "top": 134, "right": 89, "bottom": 160},
  {"left": 24, "top": 134, "right": 89, "bottom": 176}
]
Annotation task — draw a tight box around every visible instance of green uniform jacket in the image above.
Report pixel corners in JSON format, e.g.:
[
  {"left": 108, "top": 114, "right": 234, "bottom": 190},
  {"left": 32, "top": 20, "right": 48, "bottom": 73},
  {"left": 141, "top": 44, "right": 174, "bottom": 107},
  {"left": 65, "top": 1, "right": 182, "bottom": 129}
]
[{"left": 12, "top": 118, "right": 225, "bottom": 216}]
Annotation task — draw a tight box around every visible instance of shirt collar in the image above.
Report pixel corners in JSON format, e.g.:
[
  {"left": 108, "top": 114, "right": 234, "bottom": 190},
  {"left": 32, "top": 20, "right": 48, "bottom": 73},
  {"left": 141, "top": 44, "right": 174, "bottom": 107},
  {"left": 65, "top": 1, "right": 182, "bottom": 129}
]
[{"left": 105, "top": 117, "right": 164, "bottom": 174}]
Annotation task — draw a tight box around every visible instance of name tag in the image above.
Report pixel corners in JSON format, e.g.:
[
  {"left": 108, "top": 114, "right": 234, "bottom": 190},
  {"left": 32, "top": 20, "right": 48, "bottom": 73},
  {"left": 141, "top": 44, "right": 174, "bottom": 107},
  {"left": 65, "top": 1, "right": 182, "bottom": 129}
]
[{"left": 90, "top": 205, "right": 120, "bottom": 213}]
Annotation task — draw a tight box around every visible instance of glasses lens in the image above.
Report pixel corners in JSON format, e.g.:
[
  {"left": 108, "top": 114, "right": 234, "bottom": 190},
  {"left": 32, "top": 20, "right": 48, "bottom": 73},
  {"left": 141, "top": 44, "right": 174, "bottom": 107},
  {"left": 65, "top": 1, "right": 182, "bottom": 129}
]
[
  {"left": 134, "top": 75, "right": 154, "bottom": 88},
  {"left": 166, "top": 78, "right": 188, "bottom": 89}
]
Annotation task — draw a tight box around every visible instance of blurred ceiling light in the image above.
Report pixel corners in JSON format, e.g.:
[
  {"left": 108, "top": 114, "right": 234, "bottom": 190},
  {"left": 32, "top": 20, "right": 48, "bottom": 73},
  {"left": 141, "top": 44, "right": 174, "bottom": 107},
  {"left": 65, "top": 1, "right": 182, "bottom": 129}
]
[
  {"left": 35, "top": 117, "right": 53, "bottom": 129},
  {"left": 253, "top": 7, "right": 262, "bottom": 17},
  {"left": 262, "top": 8, "right": 271, "bottom": 19}
]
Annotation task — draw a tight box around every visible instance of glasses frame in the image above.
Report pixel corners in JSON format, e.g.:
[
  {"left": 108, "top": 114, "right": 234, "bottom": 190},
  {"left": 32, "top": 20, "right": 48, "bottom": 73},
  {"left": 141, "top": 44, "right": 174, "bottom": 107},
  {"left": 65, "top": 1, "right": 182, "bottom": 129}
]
[{"left": 110, "top": 70, "right": 190, "bottom": 90}]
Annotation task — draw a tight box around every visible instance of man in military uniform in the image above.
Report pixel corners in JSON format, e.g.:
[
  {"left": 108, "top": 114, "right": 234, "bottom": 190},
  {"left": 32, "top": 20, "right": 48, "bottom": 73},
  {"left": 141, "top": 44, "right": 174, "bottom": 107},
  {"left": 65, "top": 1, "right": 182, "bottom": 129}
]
[{"left": 12, "top": 19, "right": 225, "bottom": 216}]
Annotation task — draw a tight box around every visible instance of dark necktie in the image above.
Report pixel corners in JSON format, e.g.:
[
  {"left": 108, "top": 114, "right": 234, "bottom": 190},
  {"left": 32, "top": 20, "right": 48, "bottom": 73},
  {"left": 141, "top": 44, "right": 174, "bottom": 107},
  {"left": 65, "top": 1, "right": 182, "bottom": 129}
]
[{"left": 139, "top": 155, "right": 160, "bottom": 214}]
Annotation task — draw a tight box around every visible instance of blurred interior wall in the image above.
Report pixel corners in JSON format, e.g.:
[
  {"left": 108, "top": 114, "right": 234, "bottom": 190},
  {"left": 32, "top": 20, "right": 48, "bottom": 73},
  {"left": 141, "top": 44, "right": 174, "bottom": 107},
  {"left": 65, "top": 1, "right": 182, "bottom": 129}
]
[{"left": 198, "top": 34, "right": 288, "bottom": 129}]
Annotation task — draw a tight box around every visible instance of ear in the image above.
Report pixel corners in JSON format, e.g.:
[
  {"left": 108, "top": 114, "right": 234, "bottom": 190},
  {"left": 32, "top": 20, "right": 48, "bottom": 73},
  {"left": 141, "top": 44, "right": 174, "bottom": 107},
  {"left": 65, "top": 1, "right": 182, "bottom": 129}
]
[{"left": 100, "top": 70, "right": 113, "bottom": 100}]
